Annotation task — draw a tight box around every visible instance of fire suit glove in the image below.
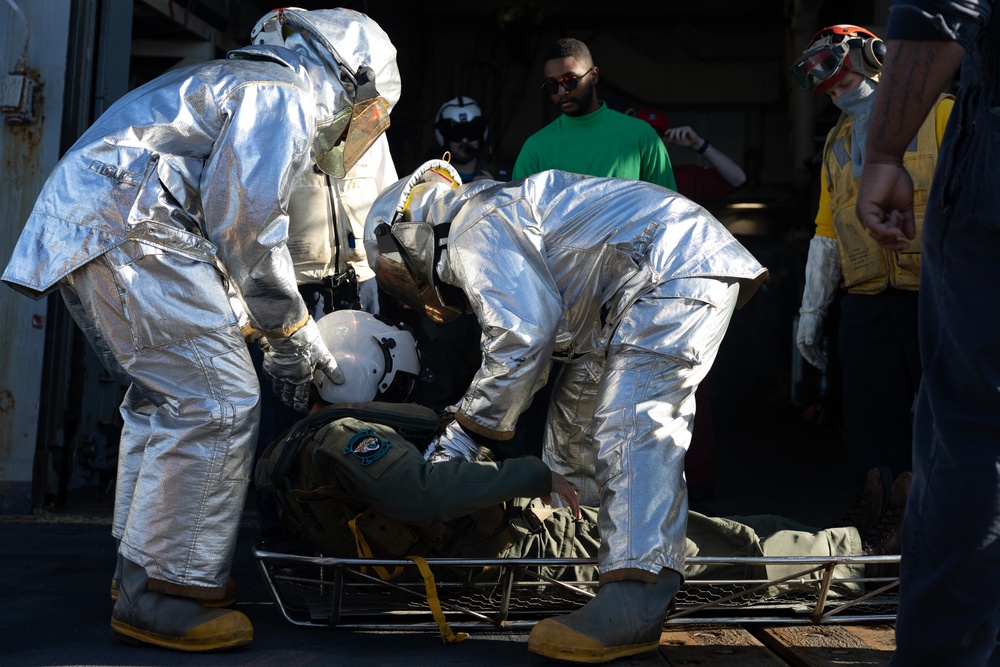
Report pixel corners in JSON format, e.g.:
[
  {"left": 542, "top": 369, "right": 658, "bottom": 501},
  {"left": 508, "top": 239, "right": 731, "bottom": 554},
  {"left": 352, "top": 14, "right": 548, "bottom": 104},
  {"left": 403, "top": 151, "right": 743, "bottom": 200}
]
[
  {"left": 263, "top": 318, "right": 344, "bottom": 412},
  {"left": 424, "top": 420, "right": 482, "bottom": 463},
  {"left": 796, "top": 235, "right": 842, "bottom": 370}
]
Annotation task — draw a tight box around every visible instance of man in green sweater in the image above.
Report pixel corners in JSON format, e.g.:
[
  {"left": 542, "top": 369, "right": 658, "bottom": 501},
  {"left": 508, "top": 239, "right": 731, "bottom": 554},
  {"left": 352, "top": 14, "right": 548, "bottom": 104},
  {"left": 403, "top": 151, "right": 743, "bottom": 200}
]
[
  {"left": 511, "top": 37, "right": 676, "bottom": 189},
  {"left": 510, "top": 37, "right": 678, "bottom": 472}
]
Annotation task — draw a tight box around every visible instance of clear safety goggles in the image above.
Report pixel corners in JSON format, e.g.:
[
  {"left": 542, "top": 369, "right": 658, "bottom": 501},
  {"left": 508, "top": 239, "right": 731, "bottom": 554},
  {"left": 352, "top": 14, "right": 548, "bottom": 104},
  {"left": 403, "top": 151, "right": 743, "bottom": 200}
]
[
  {"left": 790, "top": 41, "right": 851, "bottom": 92},
  {"left": 312, "top": 96, "right": 391, "bottom": 178}
]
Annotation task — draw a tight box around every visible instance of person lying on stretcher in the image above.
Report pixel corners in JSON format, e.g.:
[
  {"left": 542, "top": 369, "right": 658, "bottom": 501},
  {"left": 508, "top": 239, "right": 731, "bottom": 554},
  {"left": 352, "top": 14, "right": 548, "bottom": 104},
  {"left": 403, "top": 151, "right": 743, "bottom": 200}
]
[{"left": 254, "top": 311, "right": 906, "bottom": 591}]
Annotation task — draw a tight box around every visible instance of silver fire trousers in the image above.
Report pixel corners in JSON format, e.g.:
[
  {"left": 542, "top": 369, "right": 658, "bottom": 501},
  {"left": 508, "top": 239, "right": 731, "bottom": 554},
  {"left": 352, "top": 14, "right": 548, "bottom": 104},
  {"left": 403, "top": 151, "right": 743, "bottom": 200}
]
[
  {"left": 59, "top": 242, "right": 259, "bottom": 596},
  {"left": 543, "top": 278, "right": 740, "bottom": 582}
]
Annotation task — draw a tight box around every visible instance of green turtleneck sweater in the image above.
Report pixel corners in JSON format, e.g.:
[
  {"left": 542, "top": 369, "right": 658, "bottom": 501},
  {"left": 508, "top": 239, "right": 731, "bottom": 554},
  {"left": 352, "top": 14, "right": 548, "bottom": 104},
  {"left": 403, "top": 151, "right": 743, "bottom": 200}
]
[{"left": 512, "top": 102, "right": 676, "bottom": 190}]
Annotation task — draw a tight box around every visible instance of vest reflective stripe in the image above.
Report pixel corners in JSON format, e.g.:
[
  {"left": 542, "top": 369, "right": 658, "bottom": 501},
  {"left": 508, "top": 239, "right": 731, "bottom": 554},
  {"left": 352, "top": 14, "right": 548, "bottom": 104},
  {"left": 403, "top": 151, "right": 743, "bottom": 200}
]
[{"left": 824, "top": 96, "right": 947, "bottom": 294}]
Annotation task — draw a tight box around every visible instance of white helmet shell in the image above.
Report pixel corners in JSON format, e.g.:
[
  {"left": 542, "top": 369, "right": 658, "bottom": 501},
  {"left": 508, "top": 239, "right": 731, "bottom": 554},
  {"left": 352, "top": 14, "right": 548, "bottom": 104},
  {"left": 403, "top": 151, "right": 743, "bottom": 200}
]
[
  {"left": 313, "top": 310, "right": 420, "bottom": 404},
  {"left": 434, "top": 96, "right": 488, "bottom": 146}
]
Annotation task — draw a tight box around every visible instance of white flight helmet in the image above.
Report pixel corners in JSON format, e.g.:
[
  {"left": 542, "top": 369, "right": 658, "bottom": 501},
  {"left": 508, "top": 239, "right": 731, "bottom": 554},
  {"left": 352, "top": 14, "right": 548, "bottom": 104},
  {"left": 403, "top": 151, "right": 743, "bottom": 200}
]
[
  {"left": 363, "top": 160, "right": 471, "bottom": 324},
  {"left": 434, "top": 96, "right": 489, "bottom": 146},
  {"left": 312, "top": 310, "right": 420, "bottom": 404}
]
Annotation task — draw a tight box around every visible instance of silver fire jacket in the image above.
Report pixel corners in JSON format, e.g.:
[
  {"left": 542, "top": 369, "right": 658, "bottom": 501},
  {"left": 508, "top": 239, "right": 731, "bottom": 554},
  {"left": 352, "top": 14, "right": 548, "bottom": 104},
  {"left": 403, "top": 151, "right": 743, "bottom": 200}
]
[
  {"left": 412, "top": 170, "right": 767, "bottom": 438},
  {"left": 2, "top": 32, "right": 394, "bottom": 337}
]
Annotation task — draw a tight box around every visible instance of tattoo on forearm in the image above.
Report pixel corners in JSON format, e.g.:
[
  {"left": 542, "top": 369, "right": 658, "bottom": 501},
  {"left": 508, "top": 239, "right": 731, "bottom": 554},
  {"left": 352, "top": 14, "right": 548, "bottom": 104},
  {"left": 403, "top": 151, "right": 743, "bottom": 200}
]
[{"left": 871, "top": 44, "right": 935, "bottom": 146}]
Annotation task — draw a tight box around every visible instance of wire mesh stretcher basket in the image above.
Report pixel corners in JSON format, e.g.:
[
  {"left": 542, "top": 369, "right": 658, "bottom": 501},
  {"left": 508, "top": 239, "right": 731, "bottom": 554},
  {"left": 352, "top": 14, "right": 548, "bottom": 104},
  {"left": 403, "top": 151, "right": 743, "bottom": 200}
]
[{"left": 254, "top": 548, "right": 900, "bottom": 631}]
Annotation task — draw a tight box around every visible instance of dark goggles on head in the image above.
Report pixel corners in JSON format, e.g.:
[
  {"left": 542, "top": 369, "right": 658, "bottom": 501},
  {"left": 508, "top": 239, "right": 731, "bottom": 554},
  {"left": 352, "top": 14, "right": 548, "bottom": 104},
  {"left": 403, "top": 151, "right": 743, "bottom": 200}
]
[
  {"left": 438, "top": 116, "right": 486, "bottom": 143},
  {"left": 541, "top": 67, "right": 595, "bottom": 95},
  {"left": 790, "top": 41, "right": 852, "bottom": 92}
]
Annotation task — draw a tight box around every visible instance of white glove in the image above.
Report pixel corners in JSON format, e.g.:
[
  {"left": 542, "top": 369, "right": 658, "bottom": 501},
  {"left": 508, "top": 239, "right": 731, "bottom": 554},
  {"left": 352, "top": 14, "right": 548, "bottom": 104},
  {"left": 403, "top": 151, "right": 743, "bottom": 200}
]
[
  {"left": 797, "top": 235, "right": 842, "bottom": 370},
  {"left": 263, "top": 318, "right": 344, "bottom": 412},
  {"left": 424, "top": 420, "right": 481, "bottom": 463}
]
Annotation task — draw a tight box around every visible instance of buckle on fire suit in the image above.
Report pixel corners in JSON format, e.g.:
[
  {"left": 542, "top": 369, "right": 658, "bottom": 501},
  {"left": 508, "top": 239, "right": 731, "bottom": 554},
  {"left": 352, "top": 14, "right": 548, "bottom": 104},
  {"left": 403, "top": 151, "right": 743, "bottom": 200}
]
[{"left": 322, "top": 267, "right": 357, "bottom": 289}]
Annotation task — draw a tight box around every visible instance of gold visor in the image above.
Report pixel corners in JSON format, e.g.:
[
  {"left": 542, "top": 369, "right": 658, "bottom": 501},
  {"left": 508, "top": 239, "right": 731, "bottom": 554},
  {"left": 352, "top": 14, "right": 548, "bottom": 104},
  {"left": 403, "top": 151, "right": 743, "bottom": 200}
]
[{"left": 313, "top": 96, "right": 391, "bottom": 178}]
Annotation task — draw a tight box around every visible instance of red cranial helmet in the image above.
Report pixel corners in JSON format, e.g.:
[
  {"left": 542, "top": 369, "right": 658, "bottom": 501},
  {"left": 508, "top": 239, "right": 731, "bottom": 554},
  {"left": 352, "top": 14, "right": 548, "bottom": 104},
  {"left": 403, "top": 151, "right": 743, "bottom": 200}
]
[{"left": 791, "top": 24, "right": 885, "bottom": 93}]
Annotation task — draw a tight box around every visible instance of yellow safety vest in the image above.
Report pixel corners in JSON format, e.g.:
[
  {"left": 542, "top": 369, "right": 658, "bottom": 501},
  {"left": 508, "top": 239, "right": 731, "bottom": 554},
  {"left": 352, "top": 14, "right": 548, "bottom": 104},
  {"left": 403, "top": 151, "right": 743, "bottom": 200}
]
[{"left": 824, "top": 95, "right": 949, "bottom": 294}]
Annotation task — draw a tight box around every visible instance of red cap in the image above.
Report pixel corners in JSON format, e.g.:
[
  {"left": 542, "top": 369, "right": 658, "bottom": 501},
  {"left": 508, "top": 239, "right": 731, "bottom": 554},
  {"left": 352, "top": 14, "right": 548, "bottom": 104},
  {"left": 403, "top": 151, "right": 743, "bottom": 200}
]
[{"left": 636, "top": 108, "right": 669, "bottom": 133}]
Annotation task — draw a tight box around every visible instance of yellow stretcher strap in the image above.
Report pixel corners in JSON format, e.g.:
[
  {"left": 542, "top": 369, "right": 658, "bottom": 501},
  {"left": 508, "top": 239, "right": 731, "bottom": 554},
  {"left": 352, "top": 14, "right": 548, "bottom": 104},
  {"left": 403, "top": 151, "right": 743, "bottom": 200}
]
[
  {"left": 408, "top": 555, "right": 470, "bottom": 644},
  {"left": 347, "top": 514, "right": 404, "bottom": 581}
]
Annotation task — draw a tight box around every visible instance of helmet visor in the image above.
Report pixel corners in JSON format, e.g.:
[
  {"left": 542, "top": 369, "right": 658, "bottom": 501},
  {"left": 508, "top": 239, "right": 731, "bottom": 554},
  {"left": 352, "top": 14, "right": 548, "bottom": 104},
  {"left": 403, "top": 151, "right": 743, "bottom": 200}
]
[
  {"left": 790, "top": 42, "right": 850, "bottom": 91},
  {"left": 313, "top": 96, "right": 391, "bottom": 178},
  {"left": 439, "top": 117, "right": 487, "bottom": 143}
]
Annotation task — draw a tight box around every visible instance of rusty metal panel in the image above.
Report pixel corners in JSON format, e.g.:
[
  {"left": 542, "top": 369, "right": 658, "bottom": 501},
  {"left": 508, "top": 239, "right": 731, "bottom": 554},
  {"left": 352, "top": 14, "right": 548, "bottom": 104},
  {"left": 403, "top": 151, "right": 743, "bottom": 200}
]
[{"left": 0, "top": 0, "right": 72, "bottom": 513}]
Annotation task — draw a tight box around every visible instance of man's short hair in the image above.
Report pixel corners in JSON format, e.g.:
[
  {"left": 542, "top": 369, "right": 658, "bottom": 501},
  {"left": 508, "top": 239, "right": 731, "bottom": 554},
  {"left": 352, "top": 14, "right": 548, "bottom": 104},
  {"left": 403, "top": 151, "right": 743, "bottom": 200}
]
[{"left": 543, "top": 38, "right": 593, "bottom": 67}]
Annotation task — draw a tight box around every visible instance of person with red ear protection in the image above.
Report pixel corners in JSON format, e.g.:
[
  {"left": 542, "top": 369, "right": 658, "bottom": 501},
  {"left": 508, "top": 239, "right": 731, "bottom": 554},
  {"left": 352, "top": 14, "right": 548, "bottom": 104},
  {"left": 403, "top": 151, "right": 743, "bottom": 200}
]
[{"left": 789, "top": 24, "right": 953, "bottom": 500}]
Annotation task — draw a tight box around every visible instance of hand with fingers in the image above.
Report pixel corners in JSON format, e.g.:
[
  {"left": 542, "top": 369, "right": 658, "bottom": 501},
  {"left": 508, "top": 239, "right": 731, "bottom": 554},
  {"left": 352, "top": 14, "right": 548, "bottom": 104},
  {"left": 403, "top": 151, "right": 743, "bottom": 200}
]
[
  {"left": 262, "top": 318, "right": 344, "bottom": 412},
  {"left": 662, "top": 126, "right": 703, "bottom": 149},
  {"left": 545, "top": 472, "right": 581, "bottom": 519},
  {"left": 855, "top": 161, "right": 917, "bottom": 251}
]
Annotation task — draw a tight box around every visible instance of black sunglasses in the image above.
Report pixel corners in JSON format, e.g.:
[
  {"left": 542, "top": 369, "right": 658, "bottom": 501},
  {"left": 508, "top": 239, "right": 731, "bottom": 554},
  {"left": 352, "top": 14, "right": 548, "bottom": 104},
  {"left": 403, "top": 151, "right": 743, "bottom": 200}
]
[{"left": 541, "top": 67, "right": 595, "bottom": 95}]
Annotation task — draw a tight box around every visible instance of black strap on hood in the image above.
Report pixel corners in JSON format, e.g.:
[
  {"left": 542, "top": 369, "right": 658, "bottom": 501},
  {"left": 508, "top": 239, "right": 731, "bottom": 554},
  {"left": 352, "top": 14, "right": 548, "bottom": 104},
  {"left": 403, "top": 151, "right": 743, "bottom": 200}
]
[{"left": 340, "top": 64, "right": 380, "bottom": 103}]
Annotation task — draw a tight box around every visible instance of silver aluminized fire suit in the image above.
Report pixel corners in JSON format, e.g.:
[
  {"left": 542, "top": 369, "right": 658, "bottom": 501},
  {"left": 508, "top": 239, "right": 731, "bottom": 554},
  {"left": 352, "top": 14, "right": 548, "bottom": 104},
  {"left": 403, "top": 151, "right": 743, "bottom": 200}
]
[
  {"left": 288, "top": 134, "right": 397, "bottom": 316},
  {"left": 2, "top": 9, "right": 399, "bottom": 599},
  {"left": 365, "top": 166, "right": 767, "bottom": 584}
]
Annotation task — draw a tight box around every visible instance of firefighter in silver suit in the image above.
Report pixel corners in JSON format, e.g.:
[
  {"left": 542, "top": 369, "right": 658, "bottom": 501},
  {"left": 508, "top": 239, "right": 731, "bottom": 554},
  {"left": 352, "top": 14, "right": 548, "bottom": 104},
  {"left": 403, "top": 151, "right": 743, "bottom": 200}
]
[
  {"left": 2, "top": 7, "right": 399, "bottom": 652},
  {"left": 364, "top": 160, "right": 767, "bottom": 663}
]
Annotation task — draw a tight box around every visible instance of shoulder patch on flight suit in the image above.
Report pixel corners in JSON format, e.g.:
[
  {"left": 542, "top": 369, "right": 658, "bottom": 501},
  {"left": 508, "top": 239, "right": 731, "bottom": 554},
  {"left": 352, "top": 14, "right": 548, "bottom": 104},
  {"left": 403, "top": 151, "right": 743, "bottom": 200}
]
[
  {"left": 343, "top": 429, "right": 392, "bottom": 466},
  {"left": 329, "top": 418, "right": 408, "bottom": 479}
]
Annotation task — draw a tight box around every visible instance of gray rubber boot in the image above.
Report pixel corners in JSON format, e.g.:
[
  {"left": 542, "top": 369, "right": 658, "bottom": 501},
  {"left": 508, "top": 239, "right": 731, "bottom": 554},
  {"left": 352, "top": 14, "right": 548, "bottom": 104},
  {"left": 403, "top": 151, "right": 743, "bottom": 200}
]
[
  {"left": 109, "top": 548, "right": 122, "bottom": 601},
  {"left": 528, "top": 568, "right": 681, "bottom": 663},
  {"left": 111, "top": 558, "right": 252, "bottom": 651},
  {"left": 111, "top": 551, "right": 239, "bottom": 608}
]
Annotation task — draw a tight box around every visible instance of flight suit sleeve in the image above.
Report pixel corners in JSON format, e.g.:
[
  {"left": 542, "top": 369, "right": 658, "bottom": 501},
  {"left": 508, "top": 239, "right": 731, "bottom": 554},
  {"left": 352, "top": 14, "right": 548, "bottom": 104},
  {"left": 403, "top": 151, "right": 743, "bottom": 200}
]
[{"left": 310, "top": 417, "right": 553, "bottom": 526}]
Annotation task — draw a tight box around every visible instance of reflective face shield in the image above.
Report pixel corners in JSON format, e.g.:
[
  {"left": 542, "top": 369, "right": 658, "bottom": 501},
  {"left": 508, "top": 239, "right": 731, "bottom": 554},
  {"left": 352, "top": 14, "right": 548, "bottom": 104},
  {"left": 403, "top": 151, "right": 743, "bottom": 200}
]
[
  {"left": 371, "top": 223, "right": 465, "bottom": 324},
  {"left": 790, "top": 40, "right": 852, "bottom": 93},
  {"left": 313, "top": 95, "right": 391, "bottom": 178}
]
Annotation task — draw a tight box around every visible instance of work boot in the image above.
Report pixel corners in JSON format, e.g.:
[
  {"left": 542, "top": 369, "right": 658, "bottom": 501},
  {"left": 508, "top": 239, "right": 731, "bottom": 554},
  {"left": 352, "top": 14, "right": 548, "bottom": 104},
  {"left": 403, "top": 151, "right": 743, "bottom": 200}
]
[
  {"left": 109, "top": 550, "right": 122, "bottom": 601},
  {"left": 828, "top": 466, "right": 893, "bottom": 534},
  {"left": 862, "top": 472, "right": 911, "bottom": 581},
  {"left": 111, "top": 557, "right": 253, "bottom": 651},
  {"left": 528, "top": 568, "right": 680, "bottom": 663},
  {"left": 111, "top": 553, "right": 239, "bottom": 608}
]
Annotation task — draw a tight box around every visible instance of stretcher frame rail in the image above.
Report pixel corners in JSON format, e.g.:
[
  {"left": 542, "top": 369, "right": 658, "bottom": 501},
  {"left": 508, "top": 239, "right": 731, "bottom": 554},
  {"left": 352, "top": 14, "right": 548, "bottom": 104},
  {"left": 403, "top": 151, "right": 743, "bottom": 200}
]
[{"left": 254, "top": 548, "right": 900, "bottom": 631}]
